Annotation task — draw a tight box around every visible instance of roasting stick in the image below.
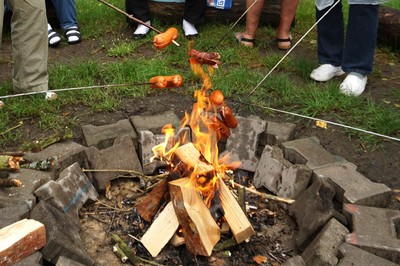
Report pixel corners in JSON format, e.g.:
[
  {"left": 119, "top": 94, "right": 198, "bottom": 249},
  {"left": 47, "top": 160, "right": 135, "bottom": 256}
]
[{"left": 97, "top": 0, "right": 180, "bottom": 47}]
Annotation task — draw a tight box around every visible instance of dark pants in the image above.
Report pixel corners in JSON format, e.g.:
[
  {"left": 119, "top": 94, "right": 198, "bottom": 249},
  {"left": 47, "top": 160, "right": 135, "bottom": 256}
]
[
  {"left": 316, "top": 1, "right": 379, "bottom": 75},
  {"left": 125, "top": 0, "right": 206, "bottom": 25}
]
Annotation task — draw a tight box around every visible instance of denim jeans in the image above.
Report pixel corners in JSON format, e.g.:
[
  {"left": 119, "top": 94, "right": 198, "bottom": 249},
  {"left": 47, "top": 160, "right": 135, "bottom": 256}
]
[
  {"left": 51, "top": 0, "right": 78, "bottom": 30},
  {"left": 316, "top": 1, "right": 379, "bottom": 75}
]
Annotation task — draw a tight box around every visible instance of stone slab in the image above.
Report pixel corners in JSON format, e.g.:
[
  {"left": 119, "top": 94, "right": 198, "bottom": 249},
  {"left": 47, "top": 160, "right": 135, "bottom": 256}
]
[
  {"left": 314, "top": 162, "right": 392, "bottom": 207},
  {"left": 337, "top": 243, "right": 398, "bottom": 266},
  {"left": 220, "top": 115, "right": 266, "bottom": 172},
  {"left": 30, "top": 201, "right": 94, "bottom": 265},
  {"left": 130, "top": 110, "right": 181, "bottom": 134},
  {"left": 302, "top": 218, "right": 349, "bottom": 266},
  {"left": 81, "top": 119, "right": 137, "bottom": 149},
  {"left": 12, "top": 252, "right": 42, "bottom": 266},
  {"left": 260, "top": 121, "right": 296, "bottom": 146},
  {"left": 56, "top": 256, "right": 86, "bottom": 266},
  {"left": 0, "top": 203, "right": 30, "bottom": 229},
  {"left": 343, "top": 204, "right": 400, "bottom": 263},
  {"left": 282, "top": 255, "right": 306, "bottom": 266},
  {"left": 281, "top": 136, "right": 346, "bottom": 170},
  {"left": 34, "top": 162, "right": 98, "bottom": 221},
  {"left": 86, "top": 134, "right": 142, "bottom": 191}
]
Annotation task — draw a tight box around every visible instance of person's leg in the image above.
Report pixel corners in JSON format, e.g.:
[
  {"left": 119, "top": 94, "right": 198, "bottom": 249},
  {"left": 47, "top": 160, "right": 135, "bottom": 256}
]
[
  {"left": 0, "top": 0, "right": 4, "bottom": 49},
  {"left": 8, "top": 0, "right": 49, "bottom": 93},
  {"left": 182, "top": 0, "right": 206, "bottom": 37},
  {"left": 51, "top": 0, "right": 77, "bottom": 29},
  {"left": 235, "top": 0, "right": 265, "bottom": 47},
  {"left": 276, "top": 0, "right": 299, "bottom": 49},
  {"left": 126, "top": 0, "right": 151, "bottom": 38}
]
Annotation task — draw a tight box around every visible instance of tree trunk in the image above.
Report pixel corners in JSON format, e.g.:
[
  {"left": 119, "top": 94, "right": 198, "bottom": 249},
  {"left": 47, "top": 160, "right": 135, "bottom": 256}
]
[{"left": 378, "top": 7, "right": 400, "bottom": 50}]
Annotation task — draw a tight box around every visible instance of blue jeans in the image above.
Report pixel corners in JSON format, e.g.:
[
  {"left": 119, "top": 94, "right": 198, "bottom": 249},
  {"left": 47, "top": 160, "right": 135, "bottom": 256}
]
[
  {"left": 51, "top": 0, "right": 78, "bottom": 29},
  {"left": 316, "top": 1, "right": 379, "bottom": 75}
]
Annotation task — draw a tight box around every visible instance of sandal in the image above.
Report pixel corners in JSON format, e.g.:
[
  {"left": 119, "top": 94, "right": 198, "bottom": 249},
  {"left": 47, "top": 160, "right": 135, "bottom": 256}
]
[
  {"left": 65, "top": 26, "right": 81, "bottom": 45},
  {"left": 276, "top": 36, "right": 292, "bottom": 50},
  {"left": 234, "top": 32, "right": 255, "bottom": 48},
  {"left": 48, "top": 28, "right": 61, "bottom": 47}
]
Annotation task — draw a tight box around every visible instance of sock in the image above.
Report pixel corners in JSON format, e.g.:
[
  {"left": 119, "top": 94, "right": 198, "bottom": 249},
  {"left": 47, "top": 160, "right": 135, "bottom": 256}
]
[
  {"left": 182, "top": 19, "right": 198, "bottom": 36},
  {"left": 48, "top": 24, "right": 61, "bottom": 46},
  {"left": 47, "top": 23, "right": 52, "bottom": 31},
  {"left": 134, "top": 21, "right": 151, "bottom": 35}
]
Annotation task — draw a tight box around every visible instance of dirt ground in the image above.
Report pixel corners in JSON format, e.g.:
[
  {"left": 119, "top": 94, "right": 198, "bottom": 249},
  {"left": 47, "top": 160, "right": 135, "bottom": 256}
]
[{"left": 1, "top": 26, "right": 399, "bottom": 265}]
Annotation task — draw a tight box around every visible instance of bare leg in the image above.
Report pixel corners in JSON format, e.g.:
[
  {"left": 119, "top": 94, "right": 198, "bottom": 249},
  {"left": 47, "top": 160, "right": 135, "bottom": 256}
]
[
  {"left": 235, "top": 0, "right": 265, "bottom": 47},
  {"left": 276, "top": 0, "right": 299, "bottom": 49}
]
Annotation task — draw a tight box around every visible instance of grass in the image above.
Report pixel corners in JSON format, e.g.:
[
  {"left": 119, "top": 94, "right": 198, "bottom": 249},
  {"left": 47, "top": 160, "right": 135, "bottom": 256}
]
[{"left": 0, "top": 0, "right": 399, "bottom": 149}]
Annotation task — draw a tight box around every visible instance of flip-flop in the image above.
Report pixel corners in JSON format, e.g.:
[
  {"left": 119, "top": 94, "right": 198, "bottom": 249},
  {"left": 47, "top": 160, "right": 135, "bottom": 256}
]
[{"left": 234, "top": 32, "right": 255, "bottom": 48}]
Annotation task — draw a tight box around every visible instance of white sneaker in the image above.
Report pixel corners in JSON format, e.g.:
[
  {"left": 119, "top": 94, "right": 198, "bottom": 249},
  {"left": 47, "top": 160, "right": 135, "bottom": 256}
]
[
  {"left": 45, "top": 91, "right": 57, "bottom": 100},
  {"left": 339, "top": 72, "right": 367, "bottom": 97},
  {"left": 310, "top": 64, "right": 345, "bottom": 82}
]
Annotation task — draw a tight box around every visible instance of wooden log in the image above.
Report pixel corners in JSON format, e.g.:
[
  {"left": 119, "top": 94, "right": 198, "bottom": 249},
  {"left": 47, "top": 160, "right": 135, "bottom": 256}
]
[
  {"left": 217, "top": 178, "right": 254, "bottom": 243},
  {"left": 378, "top": 7, "right": 400, "bottom": 50},
  {"left": 149, "top": 0, "right": 282, "bottom": 27},
  {"left": 173, "top": 142, "right": 215, "bottom": 177},
  {"left": 169, "top": 177, "right": 220, "bottom": 256},
  {"left": 140, "top": 201, "right": 180, "bottom": 257},
  {"left": 0, "top": 219, "right": 46, "bottom": 265},
  {"left": 170, "top": 232, "right": 185, "bottom": 247}
]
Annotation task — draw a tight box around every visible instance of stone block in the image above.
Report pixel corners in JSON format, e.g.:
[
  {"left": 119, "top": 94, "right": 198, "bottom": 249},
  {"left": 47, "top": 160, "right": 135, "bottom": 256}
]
[
  {"left": 220, "top": 115, "right": 267, "bottom": 172},
  {"left": 81, "top": 119, "right": 137, "bottom": 149},
  {"left": 337, "top": 243, "right": 398, "bottom": 266},
  {"left": 56, "top": 256, "right": 86, "bottom": 266},
  {"left": 259, "top": 121, "right": 296, "bottom": 146},
  {"left": 314, "top": 162, "right": 392, "bottom": 207},
  {"left": 86, "top": 134, "right": 142, "bottom": 191},
  {"left": 30, "top": 201, "right": 94, "bottom": 265},
  {"left": 0, "top": 169, "right": 52, "bottom": 209},
  {"left": 23, "top": 141, "right": 87, "bottom": 180},
  {"left": 0, "top": 203, "right": 30, "bottom": 229},
  {"left": 281, "top": 137, "right": 346, "bottom": 170},
  {"left": 343, "top": 204, "right": 400, "bottom": 263},
  {"left": 12, "top": 252, "right": 42, "bottom": 266},
  {"left": 302, "top": 218, "right": 349, "bottom": 266},
  {"left": 130, "top": 110, "right": 181, "bottom": 134},
  {"left": 34, "top": 162, "right": 98, "bottom": 222},
  {"left": 289, "top": 177, "right": 336, "bottom": 251},
  {"left": 282, "top": 255, "right": 306, "bottom": 266}
]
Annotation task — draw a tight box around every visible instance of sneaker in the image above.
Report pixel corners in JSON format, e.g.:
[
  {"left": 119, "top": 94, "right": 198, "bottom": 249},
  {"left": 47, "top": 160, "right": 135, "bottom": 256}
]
[
  {"left": 45, "top": 91, "right": 57, "bottom": 100},
  {"left": 310, "top": 64, "right": 345, "bottom": 82},
  {"left": 339, "top": 72, "right": 367, "bottom": 96}
]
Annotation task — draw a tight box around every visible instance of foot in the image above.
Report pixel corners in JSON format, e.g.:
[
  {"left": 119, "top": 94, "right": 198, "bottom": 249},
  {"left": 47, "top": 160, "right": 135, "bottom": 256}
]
[
  {"left": 339, "top": 72, "right": 367, "bottom": 96},
  {"left": 45, "top": 91, "right": 57, "bottom": 100},
  {"left": 276, "top": 35, "right": 292, "bottom": 50},
  {"left": 182, "top": 19, "right": 198, "bottom": 38},
  {"left": 48, "top": 24, "right": 61, "bottom": 47},
  {"left": 65, "top": 26, "right": 81, "bottom": 45},
  {"left": 234, "top": 32, "right": 255, "bottom": 48},
  {"left": 133, "top": 21, "right": 151, "bottom": 39},
  {"left": 310, "top": 64, "right": 345, "bottom": 82}
]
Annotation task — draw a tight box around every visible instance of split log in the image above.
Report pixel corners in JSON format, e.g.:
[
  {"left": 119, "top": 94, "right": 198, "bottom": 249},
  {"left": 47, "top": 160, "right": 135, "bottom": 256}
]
[
  {"left": 0, "top": 219, "right": 46, "bottom": 265},
  {"left": 173, "top": 142, "right": 215, "bottom": 177},
  {"left": 148, "top": 0, "right": 282, "bottom": 27},
  {"left": 169, "top": 177, "right": 220, "bottom": 256},
  {"left": 140, "top": 201, "right": 180, "bottom": 257},
  {"left": 218, "top": 178, "right": 254, "bottom": 243},
  {"left": 170, "top": 232, "right": 185, "bottom": 247},
  {"left": 378, "top": 7, "right": 400, "bottom": 50},
  {"left": 0, "top": 155, "right": 23, "bottom": 170}
]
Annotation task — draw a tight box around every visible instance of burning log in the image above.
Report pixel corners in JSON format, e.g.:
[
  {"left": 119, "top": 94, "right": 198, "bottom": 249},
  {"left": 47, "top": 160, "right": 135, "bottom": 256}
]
[
  {"left": 169, "top": 177, "right": 220, "bottom": 256},
  {"left": 173, "top": 142, "right": 215, "bottom": 177},
  {"left": 0, "top": 219, "right": 46, "bottom": 265},
  {"left": 0, "top": 155, "right": 23, "bottom": 170},
  {"left": 170, "top": 232, "right": 185, "bottom": 247}
]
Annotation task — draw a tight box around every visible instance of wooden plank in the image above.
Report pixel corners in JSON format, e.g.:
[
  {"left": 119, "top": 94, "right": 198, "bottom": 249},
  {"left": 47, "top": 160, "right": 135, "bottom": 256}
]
[
  {"left": 140, "top": 201, "right": 179, "bottom": 257},
  {"left": 136, "top": 178, "right": 169, "bottom": 222},
  {"left": 169, "top": 178, "right": 220, "bottom": 256},
  {"left": 217, "top": 178, "right": 255, "bottom": 243},
  {"left": 173, "top": 142, "right": 214, "bottom": 177},
  {"left": 0, "top": 219, "right": 46, "bottom": 265}
]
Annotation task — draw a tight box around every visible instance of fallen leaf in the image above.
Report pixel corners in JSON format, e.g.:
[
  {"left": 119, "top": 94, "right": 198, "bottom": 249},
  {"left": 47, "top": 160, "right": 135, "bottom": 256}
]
[
  {"left": 316, "top": 120, "right": 327, "bottom": 129},
  {"left": 382, "top": 100, "right": 391, "bottom": 104},
  {"left": 394, "top": 104, "right": 400, "bottom": 108},
  {"left": 253, "top": 255, "right": 268, "bottom": 264}
]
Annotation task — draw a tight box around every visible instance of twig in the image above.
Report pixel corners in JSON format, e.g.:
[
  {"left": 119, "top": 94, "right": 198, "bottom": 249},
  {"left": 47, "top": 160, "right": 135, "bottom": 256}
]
[
  {"left": 95, "top": 200, "right": 134, "bottom": 212},
  {"left": 82, "top": 168, "right": 168, "bottom": 183},
  {"left": 113, "top": 244, "right": 128, "bottom": 263},
  {"left": 0, "top": 121, "right": 23, "bottom": 136}
]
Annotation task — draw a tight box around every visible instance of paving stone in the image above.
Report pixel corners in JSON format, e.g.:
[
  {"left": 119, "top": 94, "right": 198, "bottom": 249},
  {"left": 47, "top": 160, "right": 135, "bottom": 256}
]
[
  {"left": 314, "top": 162, "right": 392, "bottom": 207},
  {"left": 253, "top": 145, "right": 311, "bottom": 200},
  {"left": 56, "top": 256, "right": 86, "bottom": 266},
  {"left": 281, "top": 136, "right": 346, "bottom": 170},
  {"left": 81, "top": 119, "right": 137, "bottom": 149},
  {"left": 34, "top": 163, "right": 98, "bottom": 222},
  {"left": 30, "top": 201, "right": 94, "bottom": 265},
  {"left": 0, "top": 169, "right": 52, "bottom": 209},
  {"left": 0, "top": 203, "right": 30, "bottom": 229},
  {"left": 343, "top": 204, "right": 400, "bottom": 263},
  {"left": 12, "top": 252, "right": 42, "bottom": 266},
  {"left": 337, "top": 243, "right": 398, "bottom": 266},
  {"left": 220, "top": 115, "right": 266, "bottom": 172},
  {"left": 281, "top": 255, "right": 306, "bottom": 266},
  {"left": 130, "top": 109, "right": 181, "bottom": 134},
  {"left": 289, "top": 177, "right": 336, "bottom": 251},
  {"left": 23, "top": 141, "right": 87, "bottom": 180},
  {"left": 259, "top": 121, "right": 296, "bottom": 146},
  {"left": 302, "top": 218, "right": 349, "bottom": 266},
  {"left": 86, "top": 134, "right": 142, "bottom": 191}
]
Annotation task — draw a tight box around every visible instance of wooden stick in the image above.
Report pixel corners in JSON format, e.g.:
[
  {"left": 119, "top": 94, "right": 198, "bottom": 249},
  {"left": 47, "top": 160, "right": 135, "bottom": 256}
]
[
  {"left": 232, "top": 181, "right": 295, "bottom": 204},
  {"left": 112, "top": 244, "right": 128, "bottom": 263}
]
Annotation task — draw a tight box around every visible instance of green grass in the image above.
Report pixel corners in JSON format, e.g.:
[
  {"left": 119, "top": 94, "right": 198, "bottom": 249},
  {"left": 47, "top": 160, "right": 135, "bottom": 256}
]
[{"left": 0, "top": 0, "right": 399, "bottom": 149}]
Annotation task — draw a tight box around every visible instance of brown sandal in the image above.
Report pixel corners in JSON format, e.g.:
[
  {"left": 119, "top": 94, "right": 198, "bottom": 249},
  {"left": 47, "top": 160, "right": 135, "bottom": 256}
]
[
  {"left": 235, "top": 32, "right": 255, "bottom": 48},
  {"left": 276, "top": 37, "right": 292, "bottom": 50}
]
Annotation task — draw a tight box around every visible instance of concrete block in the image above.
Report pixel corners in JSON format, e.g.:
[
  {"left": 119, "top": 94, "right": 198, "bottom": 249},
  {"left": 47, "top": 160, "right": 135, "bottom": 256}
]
[
  {"left": 220, "top": 115, "right": 266, "bottom": 172},
  {"left": 281, "top": 137, "right": 346, "bottom": 170},
  {"left": 260, "top": 121, "right": 296, "bottom": 146},
  {"left": 337, "top": 243, "right": 398, "bottom": 266},
  {"left": 56, "top": 256, "right": 86, "bottom": 266},
  {"left": 30, "top": 201, "right": 94, "bottom": 265},
  {"left": 81, "top": 119, "right": 137, "bottom": 149},
  {"left": 12, "top": 252, "right": 42, "bottom": 266},
  {"left": 130, "top": 110, "right": 181, "bottom": 134},
  {"left": 281, "top": 255, "right": 306, "bottom": 266},
  {"left": 302, "top": 218, "right": 349, "bottom": 266},
  {"left": 289, "top": 177, "right": 336, "bottom": 251},
  {"left": 314, "top": 162, "right": 392, "bottom": 207},
  {"left": 0, "top": 169, "right": 52, "bottom": 209},
  {"left": 0, "top": 203, "right": 30, "bottom": 229},
  {"left": 344, "top": 204, "right": 400, "bottom": 263},
  {"left": 34, "top": 162, "right": 98, "bottom": 222},
  {"left": 86, "top": 134, "right": 142, "bottom": 191}
]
